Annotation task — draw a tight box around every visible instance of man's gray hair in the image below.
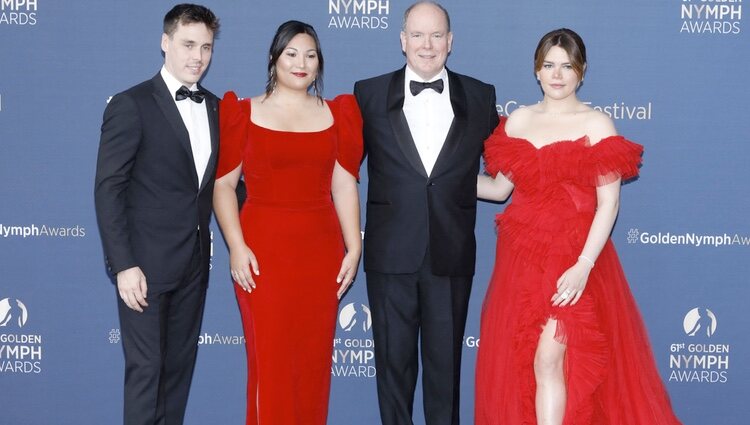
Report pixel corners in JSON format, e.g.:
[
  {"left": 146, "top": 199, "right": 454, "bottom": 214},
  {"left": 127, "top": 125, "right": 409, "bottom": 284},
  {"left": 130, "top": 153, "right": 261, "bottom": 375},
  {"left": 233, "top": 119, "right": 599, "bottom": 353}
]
[{"left": 401, "top": 1, "right": 451, "bottom": 32}]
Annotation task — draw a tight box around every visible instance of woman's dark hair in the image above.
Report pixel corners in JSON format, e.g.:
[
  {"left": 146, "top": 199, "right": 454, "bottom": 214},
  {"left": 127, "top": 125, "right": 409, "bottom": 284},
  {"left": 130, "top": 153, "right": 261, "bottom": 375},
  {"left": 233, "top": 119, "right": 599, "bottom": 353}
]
[
  {"left": 265, "top": 20, "right": 324, "bottom": 102},
  {"left": 534, "top": 28, "right": 586, "bottom": 80}
]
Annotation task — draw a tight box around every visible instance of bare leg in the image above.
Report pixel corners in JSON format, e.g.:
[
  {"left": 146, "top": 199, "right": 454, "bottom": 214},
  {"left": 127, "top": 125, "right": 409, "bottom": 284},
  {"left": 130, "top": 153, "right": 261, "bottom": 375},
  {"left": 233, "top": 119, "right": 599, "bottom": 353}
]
[{"left": 534, "top": 318, "right": 566, "bottom": 425}]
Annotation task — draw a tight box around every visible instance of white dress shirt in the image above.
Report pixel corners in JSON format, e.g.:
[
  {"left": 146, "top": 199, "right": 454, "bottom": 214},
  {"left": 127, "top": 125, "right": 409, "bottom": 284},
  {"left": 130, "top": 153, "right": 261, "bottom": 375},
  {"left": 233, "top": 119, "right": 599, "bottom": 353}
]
[
  {"left": 403, "top": 66, "right": 454, "bottom": 176},
  {"left": 160, "top": 66, "right": 212, "bottom": 187}
]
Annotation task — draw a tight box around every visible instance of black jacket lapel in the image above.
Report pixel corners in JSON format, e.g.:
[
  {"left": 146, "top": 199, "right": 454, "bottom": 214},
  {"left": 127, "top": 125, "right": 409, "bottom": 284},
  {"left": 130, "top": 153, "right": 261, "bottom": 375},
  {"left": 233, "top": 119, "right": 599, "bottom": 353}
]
[
  {"left": 198, "top": 87, "right": 219, "bottom": 193},
  {"left": 387, "top": 67, "right": 428, "bottom": 178},
  {"left": 431, "top": 69, "right": 467, "bottom": 178},
  {"left": 151, "top": 74, "right": 200, "bottom": 188}
]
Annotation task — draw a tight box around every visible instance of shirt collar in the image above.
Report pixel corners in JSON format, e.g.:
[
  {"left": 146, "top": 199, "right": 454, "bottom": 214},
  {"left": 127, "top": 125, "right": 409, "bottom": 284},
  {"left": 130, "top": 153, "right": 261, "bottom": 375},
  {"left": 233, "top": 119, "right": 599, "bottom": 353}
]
[
  {"left": 405, "top": 66, "right": 447, "bottom": 83},
  {"left": 160, "top": 66, "right": 199, "bottom": 99},
  {"left": 405, "top": 66, "right": 448, "bottom": 98}
]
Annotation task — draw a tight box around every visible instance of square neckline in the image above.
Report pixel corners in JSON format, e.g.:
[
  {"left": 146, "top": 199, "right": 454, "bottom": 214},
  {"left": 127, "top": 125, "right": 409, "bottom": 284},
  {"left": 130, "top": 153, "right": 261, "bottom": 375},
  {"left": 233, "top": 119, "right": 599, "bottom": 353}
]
[{"left": 247, "top": 98, "right": 335, "bottom": 134}]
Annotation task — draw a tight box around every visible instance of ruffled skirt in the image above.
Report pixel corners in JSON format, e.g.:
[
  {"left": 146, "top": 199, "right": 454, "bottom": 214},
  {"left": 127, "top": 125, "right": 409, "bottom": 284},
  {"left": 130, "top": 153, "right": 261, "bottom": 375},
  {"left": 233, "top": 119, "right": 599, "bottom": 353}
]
[{"left": 474, "top": 209, "right": 681, "bottom": 425}]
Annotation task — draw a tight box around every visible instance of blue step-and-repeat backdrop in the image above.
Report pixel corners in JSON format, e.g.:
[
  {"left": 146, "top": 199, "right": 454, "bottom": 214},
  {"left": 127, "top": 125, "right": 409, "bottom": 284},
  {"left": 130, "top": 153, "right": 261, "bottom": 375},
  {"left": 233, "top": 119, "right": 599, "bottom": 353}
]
[{"left": 1, "top": 1, "right": 747, "bottom": 424}]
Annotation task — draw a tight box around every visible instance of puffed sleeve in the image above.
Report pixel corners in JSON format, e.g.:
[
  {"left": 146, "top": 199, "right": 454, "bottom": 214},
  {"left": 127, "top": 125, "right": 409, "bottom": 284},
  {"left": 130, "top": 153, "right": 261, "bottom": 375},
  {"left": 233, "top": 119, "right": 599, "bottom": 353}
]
[
  {"left": 216, "top": 91, "right": 250, "bottom": 179},
  {"left": 588, "top": 136, "right": 644, "bottom": 186},
  {"left": 330, "top": 94, "right": 364, "bottom": 180}
]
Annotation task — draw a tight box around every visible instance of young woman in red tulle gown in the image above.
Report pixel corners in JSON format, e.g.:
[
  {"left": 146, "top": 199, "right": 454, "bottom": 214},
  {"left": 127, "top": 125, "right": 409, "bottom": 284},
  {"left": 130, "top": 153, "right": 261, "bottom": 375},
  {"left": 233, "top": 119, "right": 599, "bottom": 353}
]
[
  {"left": 212, "top": 21, "right": 362, "bottom": 425},
  {"left": 474, "top": 29, "right": 682, "bottom": 425}
]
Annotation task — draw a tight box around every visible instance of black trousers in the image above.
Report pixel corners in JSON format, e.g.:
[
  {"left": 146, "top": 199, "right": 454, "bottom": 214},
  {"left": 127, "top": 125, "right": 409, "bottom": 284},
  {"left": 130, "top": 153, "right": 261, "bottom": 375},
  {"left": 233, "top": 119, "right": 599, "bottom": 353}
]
[
  {"left": 366, "top": 252, "right": 472, "bottom": 425},
  {"left": 117, "top": 241, "right": 208, "bottom": 425}
]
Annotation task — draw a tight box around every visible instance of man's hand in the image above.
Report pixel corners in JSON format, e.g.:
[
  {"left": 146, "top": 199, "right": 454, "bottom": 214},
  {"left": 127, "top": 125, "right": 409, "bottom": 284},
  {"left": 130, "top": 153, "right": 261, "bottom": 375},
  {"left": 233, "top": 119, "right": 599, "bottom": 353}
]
[{"left": 117, "top": 266, "right": 148, "bottom": 312}]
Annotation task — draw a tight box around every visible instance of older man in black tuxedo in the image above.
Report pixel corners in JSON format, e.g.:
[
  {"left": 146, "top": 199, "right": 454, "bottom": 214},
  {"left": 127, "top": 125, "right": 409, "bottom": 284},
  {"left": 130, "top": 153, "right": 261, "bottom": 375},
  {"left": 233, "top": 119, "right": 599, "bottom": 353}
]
[{"left": 354, "top": 2, "right": 500, "bottom": 424}]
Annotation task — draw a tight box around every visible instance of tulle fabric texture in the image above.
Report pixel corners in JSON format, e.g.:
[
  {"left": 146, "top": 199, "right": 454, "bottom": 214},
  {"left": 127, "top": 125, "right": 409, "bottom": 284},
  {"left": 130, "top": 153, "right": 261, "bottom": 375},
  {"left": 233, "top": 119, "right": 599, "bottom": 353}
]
[{"left": 475, "top": 119, "right": 682, "bottom": 425}]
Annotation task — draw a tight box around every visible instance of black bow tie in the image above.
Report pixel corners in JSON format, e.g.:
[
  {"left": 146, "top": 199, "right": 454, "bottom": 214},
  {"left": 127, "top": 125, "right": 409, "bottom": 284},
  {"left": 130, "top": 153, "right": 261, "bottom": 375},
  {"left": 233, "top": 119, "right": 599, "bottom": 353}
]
[
  {"left": 410, "top": 79, "right": 444, "bottom": 96},
  {"left": 175, "top": 85, "right": 206, "bottom": 103}
]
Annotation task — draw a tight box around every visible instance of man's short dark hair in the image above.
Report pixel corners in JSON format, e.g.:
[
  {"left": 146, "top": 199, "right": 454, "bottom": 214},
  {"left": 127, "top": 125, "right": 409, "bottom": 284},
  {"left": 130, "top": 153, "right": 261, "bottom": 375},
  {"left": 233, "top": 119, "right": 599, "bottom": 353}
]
[{"left": 163, "top": 3, "right": 220, "bottom": 37}]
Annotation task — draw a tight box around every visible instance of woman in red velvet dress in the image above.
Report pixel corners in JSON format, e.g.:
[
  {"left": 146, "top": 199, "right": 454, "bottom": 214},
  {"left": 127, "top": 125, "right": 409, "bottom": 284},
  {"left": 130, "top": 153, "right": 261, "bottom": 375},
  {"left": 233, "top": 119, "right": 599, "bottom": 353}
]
[
  {"left": 475, "top": 29, "right": 682, "bottom": 425},
  {"left": 212, "top": 21, "right": 362, "bottom": 425}
]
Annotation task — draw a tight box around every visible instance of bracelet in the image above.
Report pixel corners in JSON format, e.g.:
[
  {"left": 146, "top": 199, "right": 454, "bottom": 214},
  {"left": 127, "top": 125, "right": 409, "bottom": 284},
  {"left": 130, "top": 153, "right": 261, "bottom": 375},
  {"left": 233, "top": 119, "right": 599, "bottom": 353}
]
[{"left": 578, "top": 255, "right": 595, "bottom": 268}]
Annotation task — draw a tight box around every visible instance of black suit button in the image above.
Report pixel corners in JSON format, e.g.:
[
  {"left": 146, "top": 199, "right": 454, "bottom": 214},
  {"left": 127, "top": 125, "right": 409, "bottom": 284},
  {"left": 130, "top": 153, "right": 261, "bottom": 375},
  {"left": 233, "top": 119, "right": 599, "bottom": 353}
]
[{"left": 428, "top": 182, "right": 435, "bottom": 186}]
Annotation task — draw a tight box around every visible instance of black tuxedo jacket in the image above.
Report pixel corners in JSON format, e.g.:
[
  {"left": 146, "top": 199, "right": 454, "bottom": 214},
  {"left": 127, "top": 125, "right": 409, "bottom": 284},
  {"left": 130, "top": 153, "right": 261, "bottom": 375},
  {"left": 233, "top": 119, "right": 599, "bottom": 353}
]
[
  {"left": 95, "top": 73, "right": 219, "bottom": 284},
  {"left": 354, "top": 67, "right": 499, "bottom": 277}
]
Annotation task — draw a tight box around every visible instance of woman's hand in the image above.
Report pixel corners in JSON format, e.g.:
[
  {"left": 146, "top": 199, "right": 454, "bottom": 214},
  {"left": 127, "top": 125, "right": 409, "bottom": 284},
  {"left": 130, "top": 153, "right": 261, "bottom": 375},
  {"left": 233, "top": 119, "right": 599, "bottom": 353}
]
[
  {"left": 336, "top": 250, "right": 360, "bottom": 300},
  {"left": 551, "top": 259, "right": 593, "bottom": 307},
  {"left": 230, "top": 244, "right": 260, "bottom": 293}
]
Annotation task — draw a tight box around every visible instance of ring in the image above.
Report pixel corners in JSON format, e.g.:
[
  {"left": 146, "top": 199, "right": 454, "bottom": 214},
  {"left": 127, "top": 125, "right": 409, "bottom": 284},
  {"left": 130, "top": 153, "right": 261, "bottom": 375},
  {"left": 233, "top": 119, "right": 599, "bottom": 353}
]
[{"left": 560, "top": 290, "right": 571, "bottom": 300}]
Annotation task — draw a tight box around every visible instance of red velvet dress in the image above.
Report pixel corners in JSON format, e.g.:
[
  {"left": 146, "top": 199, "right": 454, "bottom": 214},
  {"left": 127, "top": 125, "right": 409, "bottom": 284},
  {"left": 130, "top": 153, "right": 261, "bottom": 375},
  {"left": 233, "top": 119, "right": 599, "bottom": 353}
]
[
  {"left": 217, "top": 92, "right": 363, "bottom": 425},
  {"left": 475, "top": 119, "right": 681, "bottom": 425}
]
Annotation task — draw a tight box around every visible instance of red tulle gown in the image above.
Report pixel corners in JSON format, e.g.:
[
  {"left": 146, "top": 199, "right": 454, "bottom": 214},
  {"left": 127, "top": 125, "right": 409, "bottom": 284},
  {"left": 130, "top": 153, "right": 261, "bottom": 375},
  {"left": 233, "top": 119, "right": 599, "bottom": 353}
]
[
  {"left": 217, "top": 92, "right": 363, "bottom": 425},
  {"left": 475, "top": 119, "right": 682, "bottom": 425}
]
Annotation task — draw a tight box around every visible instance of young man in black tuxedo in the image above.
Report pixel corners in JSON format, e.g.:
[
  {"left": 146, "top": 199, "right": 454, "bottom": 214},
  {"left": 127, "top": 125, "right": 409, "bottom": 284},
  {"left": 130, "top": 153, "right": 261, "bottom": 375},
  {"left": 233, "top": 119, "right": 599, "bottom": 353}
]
[
  {"left": 94, "top": 4, "right": 220, "bottom": 424},
  {"left": 354, "top": 2, "right": 500, "bottom": 424}
]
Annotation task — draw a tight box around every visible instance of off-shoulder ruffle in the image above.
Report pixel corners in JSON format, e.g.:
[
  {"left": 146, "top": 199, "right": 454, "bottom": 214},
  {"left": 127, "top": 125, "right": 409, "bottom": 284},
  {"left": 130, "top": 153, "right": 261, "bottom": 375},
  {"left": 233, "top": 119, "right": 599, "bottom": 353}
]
[
  {"left": 329, "top": 94, "right": 364, "bottom": 180},
  {"left": 587, "top": 136, "right": 643, "bottom": 186},
  {"left": 483, "top": 118, "right": 643, "bottom": 188},
  {"left": 217, "top": 91, "right": 250, "bottom": 179},
  {"left": 483, "top": 117, "right": 513, "bottom": 179}
]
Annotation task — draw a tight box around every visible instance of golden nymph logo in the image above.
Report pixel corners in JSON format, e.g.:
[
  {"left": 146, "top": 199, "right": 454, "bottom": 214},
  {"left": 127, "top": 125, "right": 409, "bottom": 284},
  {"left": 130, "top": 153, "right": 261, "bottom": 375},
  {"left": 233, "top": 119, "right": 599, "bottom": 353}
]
[
  {"left": 680, "top": 0, "right": 742, "bottom": 35},
  {"left": 328, "top": 0, "right": 390, "bottom": 30},
  {"left": 0, "top": 0, "right": 38, "bottom": 26}
]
